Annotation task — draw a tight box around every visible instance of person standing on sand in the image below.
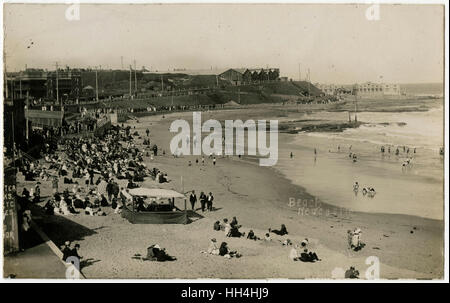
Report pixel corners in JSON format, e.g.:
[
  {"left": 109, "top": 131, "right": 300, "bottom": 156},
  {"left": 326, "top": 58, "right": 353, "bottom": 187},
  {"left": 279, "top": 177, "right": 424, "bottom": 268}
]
[
  {"left": 189, "top": 190, "right": 197, "bottom": 210},
  {"left": 199, "top": 192, "right": 207, "bottom": 212},
  {"left": 207, "top": 192, "right": 214, "bottom": 211},
  {"left": 213, "top": 157, "right": 216, "bottom": 166},
  {"left": 290, "top": 152, "right": 293, "bottom": 159}
]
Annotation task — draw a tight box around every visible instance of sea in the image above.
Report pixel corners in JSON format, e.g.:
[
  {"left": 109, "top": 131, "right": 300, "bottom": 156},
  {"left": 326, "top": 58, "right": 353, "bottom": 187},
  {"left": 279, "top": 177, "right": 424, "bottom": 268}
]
[{"left": 275, "top": 83, "right": 445, "bottom": 220}]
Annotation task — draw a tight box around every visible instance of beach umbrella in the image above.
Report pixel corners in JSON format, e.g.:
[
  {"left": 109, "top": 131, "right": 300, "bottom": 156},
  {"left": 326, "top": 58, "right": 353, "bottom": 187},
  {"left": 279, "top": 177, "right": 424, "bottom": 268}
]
[{"left": 129, "top": 187, "right": 185, "bottom": 198}]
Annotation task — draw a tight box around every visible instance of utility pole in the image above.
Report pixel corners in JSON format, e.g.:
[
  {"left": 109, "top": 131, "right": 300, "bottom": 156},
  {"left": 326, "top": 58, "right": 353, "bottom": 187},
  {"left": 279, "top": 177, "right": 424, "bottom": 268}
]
[
  {"left": 298, "top": 63, "right": 301, "bottom": 81},
  {"left": 95, "top": 68, "right": 99, "bottom": 102},
  {"left": 134, "top": 59, "right": 137, "bottom": 94},
  {"left": 354, "top": 89, "right": 358, "bottom": 123},
  {"left": 161, "top": 75, "right": 164, "bottom": 92},
  {"left": 129, "top": 65, "right": 132, "bottom": 97},
  {"left": 25, "top": 91, "right": 29, "bottom": 141},
  {"left": 55, "top": 62, "right": 59, "bottom": 105},
  {"left": 4, "top": 63, "right": 8, "bottom": 99},
  {"left": 121, "top": 56, "right": 124, "bottom": 70},
  {"left": 308, "top": 68, "right": 311, "bottom": 97}
]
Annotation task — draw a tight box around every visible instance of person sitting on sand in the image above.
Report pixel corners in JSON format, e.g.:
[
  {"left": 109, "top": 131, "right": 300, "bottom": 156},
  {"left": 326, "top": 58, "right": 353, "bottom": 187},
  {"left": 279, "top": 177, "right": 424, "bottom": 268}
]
[
  {"left": 85, "top": 204, "right": 95, "bottom": 216},
  {"left": 269, "top": 224, "right": 288, "bottom": 236},
  {"left": 69, "top": 244, "right": 82, "bottom": 261},
  {"left": 205, "top": 238, "right": 220, "bottom": 255},
  {"left": 299, "top": 248, "right": 321, "bottom": 262},
  {"left": 247, "top": 230, "right": 260, "bottom": 241},
  {"left": 300, "top": 238, "right": 309, "bottom": 249},
  {"left": 230, "top": 216, "right": 241, "bottom": 229},
  {"left": 219, "top": 242, "right": 241, "bottom": 259},
  {"left": 100, "top": 194, "right": 109, "bottom": 207},
  {"left": 44, "top": 199, "right": 56, "bottom": 215},
  {"left": 213, "top": 220, "right": 221, "bottom": 231},
  {"left": 345, "top": 266, "right": 360, "bottom": 279},
  {"left": 59, "top": 198, "right": 71, "bottom": 216},
  {"left": 264, "top": 233, "right": 272, "bottom": 241},
  {"left": 289, "top": 245, "right": 300, "bottom": 261},
  {"left": 353, "top": 182, "right": 359, "bottom": 192},
  {"left": 152, "top": 244, "right": 176, "bottom": 262},
  {"left": 223, "top": 218, "right": 232, "bottom": 236},
  {"left": 228, "top": 224, "right": 245, "bottom": 238}
]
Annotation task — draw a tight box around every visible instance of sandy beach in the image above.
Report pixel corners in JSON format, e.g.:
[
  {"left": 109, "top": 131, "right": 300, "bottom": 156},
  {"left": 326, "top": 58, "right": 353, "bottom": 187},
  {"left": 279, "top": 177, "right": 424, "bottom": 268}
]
[{"left": 17, "top": 106, "right": 444, "bottom": 279}]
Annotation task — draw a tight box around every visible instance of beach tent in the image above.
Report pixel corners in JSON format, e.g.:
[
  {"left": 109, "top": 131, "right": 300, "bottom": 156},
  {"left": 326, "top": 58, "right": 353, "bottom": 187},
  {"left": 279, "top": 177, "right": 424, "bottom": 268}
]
[
  {"left": 121, "top": 187, "right": 188, "bottom": 224},
  {"left": 129, "top": 188, "right": 185, "bottom": 198}
]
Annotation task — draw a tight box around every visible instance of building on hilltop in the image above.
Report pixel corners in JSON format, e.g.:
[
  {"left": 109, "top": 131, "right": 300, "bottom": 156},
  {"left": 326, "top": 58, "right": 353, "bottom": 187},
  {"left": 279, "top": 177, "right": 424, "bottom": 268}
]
[
  {"left": 46, "top": 67, "right": 82, "bottom": 102},
  {"left": 5, "top": 67, "right": 82, "bottom": 102},
  {"left": 219, "top": 68, "right": 280, "bottom": 85},
  {"left": 316, "top": 82, "right": 401, "bottom": 97}
]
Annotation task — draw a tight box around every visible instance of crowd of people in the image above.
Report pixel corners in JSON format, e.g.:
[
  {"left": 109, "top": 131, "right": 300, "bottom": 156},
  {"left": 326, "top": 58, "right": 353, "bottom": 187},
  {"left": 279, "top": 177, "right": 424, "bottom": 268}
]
[{"left": 14, "top": 123, "right": 182, "bottom": 266}]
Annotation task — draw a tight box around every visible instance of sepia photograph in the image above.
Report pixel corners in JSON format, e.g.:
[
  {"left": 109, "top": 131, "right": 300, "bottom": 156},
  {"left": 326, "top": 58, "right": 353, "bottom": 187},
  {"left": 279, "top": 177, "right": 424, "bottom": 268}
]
[{"left": 1, "top": 1, "right": 448, "bottom": 284}]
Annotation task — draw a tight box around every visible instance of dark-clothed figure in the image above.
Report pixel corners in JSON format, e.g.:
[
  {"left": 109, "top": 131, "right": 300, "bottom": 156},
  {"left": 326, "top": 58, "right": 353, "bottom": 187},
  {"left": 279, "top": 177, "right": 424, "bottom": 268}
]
[
  {"left": 189, "top": 190, "right": 197, "bottom": 210},
  {"left": 299, "top": 249, "right": 320, "bottom": 262},
  {"left": 199, "top": 192, "right": 207, "bottom": 212},
  {"left": 270, "top": 224, "right": 288, "bottom": 236}
]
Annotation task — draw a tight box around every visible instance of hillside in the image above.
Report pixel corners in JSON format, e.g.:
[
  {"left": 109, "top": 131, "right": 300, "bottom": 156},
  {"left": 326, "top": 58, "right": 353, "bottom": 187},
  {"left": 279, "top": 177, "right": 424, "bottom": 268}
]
[
  {"left": 291, "top": 81, "right": 323, "bottom": 96},
  {"left": 80, "top": 70, "right": 323, "bottom": 109}
]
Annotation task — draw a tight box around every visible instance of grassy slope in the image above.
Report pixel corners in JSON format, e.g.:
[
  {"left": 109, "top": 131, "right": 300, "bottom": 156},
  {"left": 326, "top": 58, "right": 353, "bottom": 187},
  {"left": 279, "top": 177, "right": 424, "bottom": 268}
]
[{"left": 82, "top": 71, "right": 323, "bottom": 109}]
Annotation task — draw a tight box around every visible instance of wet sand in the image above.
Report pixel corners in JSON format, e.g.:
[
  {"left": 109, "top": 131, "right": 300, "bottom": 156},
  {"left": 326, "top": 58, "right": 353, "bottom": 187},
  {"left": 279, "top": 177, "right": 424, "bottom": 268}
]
[{"left": 20, "top": 108, "right": 444, "bottom": 279}]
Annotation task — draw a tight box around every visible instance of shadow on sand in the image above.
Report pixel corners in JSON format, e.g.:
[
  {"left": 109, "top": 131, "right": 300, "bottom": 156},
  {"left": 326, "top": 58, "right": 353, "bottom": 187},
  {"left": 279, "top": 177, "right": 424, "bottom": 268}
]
[{"left": 29, "top": 204, "right": 98, "bottom": 248}]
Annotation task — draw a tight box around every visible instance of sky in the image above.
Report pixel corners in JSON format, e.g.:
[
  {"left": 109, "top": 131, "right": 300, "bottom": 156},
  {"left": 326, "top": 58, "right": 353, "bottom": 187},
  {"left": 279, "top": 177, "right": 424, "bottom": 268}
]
[{"left": 3, "top": 3, "right": 444, "bottom": 84}]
